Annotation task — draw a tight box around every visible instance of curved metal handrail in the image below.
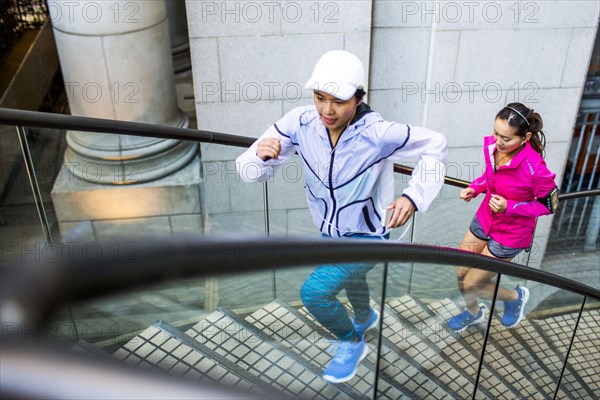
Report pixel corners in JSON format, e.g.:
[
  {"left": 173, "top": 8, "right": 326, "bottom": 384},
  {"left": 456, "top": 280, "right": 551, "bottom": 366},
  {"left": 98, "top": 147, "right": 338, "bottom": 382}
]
[
  {"left": 556, "top": 189, "right": 600, "bottom": 200},
  {"left": 1, "top": 107, "right": 469, "bottom": 187},
  {"left": 1, "top": 236, "right": 597, "bottom": 327},
  {"left": 4, "top": 107, "right": 598, "bottom": 198},
  {"left": 0, "top": 107, "right": 252, "bottom": 147}
]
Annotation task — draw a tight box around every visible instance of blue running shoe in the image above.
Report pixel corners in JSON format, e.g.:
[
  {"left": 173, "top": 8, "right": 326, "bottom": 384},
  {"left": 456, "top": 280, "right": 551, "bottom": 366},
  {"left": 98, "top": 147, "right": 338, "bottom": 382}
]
[
  {"left": 322, "top": 339, "right": 369, "bottom": 383},
  {"left": 501, "top": 285, "right": 529, "bottom": 328},
  {"left": 352, "top": 308, "right": 380, "bottom": 336},
  {"left": 448, "top": 305, "right": 486, "bottom": 333}
]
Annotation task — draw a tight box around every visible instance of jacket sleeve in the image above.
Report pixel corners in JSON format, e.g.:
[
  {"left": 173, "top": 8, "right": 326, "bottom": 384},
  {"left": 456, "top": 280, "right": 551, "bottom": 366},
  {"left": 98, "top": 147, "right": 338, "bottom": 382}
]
[
  {"left": 468, "top": 171, "right": 488, "bottom": 197},
  {"left": 235, "top": 112, "right": 298, "bottom": 183},
  {"left": 387, "top": 124, "right": 448, "bottom": 212},
  {"left": 505, "top": 161, "right": 558, "bottom": 217}
]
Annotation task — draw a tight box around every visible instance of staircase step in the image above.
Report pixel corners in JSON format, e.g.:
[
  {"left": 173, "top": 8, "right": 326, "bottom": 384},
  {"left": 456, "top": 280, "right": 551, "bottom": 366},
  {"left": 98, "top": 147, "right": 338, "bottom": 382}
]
[
  {"left": 388, "top": 296, "right": 507, "bottom": 399},
  {"left": 300, "top": 305, "right": 468, "bottom": 399},
  {"left": 531, "top": 308, "right": 599, "bottom": 397},
  {"left": 245, "top": 300, "right": 415, "bottom": 399},
  {"left": 507, "top": 317, "right": 590, "bottom": 399},
  {"left": 487, "top": 313, "right": 574, "bottom": 399},
  {"left": 107, "top": 295, "right": 598, "bottom": 399},
  {"left": 185, "top": 307, "right": 366, "bottom": 399},
  {"left": 112, "top": 321, "right": 271, "bottom": 395},
  {"left": 425, "top": 297, "right": 541, "bottom": 399}
]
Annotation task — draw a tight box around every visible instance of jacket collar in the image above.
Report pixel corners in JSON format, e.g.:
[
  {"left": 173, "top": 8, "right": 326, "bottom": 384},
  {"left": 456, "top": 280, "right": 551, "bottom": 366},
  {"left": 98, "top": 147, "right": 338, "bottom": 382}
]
[
  {"left": 330, "top": 103, "right": 381, "bottom": 144},
  {"left": 484, "top": 135, "right": 534, "bottom": 170}
]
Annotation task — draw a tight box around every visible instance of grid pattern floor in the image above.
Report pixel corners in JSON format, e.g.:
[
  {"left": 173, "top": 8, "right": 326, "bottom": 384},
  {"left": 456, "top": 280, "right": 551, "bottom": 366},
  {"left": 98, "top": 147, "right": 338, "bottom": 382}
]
[
  {"left": 427, "top": 298, "right": 523, "bottom": 399},
  {"left": 112, "top": 324, "right": 267, "bottom": 394},
  {"left": 297, "top": 301, "right": 452, "bottom": 399},
  {"left": 245, "top": 301, "right": 409, "bottom": 399},
  {"left": 487, "top": 315, "right": 568, "bottom": 399},
  {"left": 533, "top": 309, "right": 600, "bottom": 397},
  {"left": 185, "top": 310, "right": 353, "bottom": 399},
  {"left": 512, "top": 318, "right": 588, "bottom": 399},
  {"left": 106, "top": 296, "right": 599, "bottom": 400}
]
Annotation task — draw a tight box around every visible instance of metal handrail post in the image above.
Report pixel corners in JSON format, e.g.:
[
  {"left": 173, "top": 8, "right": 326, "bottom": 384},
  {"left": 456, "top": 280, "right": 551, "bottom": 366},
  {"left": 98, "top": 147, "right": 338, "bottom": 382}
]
[
  {"left": 16, "top": 125, "right": 80, "bottom": 340},
  {"left": 372, "top": 261, "right": 389, "bottom": 400},
  {"left": 15, "top": 125, "right": 53, "bottom": 244},
  {"left": 553, "top": 296, "right": 587, "bottom": 400},
  {"left": 263, "top": 182, "right": 276, "bottom": 300},
  {"left": 472, "top": 274, "right": 501, "bottom": 400}
]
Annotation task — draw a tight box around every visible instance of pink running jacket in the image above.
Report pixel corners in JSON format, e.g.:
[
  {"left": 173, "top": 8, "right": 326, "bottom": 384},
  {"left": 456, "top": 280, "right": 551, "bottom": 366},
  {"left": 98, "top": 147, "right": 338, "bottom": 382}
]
[{"left": 469, "top": 135, "right": 557, "bottom": 249}]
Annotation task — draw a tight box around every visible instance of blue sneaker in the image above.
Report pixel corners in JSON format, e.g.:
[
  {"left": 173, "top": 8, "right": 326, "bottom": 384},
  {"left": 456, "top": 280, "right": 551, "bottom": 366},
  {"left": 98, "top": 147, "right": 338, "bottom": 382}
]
[
  {"left": 322, "top": 339, "right": 369, "bottom": 383},
  {"left": 352, "top": 308, "right": 380, "bottom": 336},
  {"left": 448, "top": 305, "right": 486, "bottom": 333},
  {"left": 501, "top": 285, "right": 529, "bottom": 328}
]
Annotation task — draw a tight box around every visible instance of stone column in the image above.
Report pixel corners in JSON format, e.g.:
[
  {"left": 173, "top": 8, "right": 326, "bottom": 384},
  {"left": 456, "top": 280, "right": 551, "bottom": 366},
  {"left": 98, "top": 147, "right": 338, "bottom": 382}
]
[
  {"left": 49, "top": 0, "right": 195, "bottom": 184},
  {"left": 49, "top": 1, "right": 202, "bottom": 243}
]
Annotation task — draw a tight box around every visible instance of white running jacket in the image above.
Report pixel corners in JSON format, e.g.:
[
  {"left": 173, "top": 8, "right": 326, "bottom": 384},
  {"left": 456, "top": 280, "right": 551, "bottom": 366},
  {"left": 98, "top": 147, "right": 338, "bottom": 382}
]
[{"left": 236, "top": 105, "right": 447, "bottom": 237}]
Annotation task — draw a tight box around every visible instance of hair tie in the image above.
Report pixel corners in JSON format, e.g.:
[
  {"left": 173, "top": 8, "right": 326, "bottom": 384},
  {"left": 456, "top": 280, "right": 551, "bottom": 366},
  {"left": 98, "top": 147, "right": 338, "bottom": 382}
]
[{"left": 505, "top": 106, "right": 530, "bottom": 128}]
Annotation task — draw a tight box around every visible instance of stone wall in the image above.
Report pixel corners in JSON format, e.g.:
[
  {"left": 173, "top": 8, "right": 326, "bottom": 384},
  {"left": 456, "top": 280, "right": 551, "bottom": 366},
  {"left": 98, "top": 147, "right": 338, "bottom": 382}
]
[
  {"left": 186, "top": 0, "right": 373, "bottom": 237},
  {"left": 187, "top": 0, "right": 599, "bottom": 272}
]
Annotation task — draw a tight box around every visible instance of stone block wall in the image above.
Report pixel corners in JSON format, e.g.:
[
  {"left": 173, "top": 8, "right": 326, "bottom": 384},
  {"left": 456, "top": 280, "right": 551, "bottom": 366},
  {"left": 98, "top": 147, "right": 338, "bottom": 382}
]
[
  {"left": 187, "top": 0, "right": 373, "bottom": 238},
  {"left": 51, "top": 153, "right": 203, "bottom": 243},
  {"left": 368, "top": 0, "right": 599, "bottom": 269},
  {"left": 187, "top": 0, "right": 599, "bottom": 276}
]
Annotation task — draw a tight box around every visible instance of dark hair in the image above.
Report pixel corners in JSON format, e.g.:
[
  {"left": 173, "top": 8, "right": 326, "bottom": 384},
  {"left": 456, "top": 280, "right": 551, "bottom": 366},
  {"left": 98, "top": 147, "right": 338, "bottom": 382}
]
[
  {"left": 496, "top": 102, "right": 546, "bottom": 157},
  {"left": 354, "top": 88, "right": 366, "bottom": 102}
]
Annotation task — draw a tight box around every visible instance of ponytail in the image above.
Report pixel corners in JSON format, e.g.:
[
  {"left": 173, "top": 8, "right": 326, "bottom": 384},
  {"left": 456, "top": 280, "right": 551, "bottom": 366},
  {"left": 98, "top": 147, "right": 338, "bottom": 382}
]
[{"left": 525, "top": 108, "right": 546, "bottom": 157}]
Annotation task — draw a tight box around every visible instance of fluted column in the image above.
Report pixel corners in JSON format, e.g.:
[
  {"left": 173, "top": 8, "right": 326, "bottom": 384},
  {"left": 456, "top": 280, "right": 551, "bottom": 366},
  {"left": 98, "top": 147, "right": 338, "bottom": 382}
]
[{"left": 50, "top": 0, "right": 195, "bottom": 183}]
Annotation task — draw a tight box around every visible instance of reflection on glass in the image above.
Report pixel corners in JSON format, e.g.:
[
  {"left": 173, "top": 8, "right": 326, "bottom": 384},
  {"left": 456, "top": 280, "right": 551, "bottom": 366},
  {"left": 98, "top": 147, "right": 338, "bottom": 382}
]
[
  {"left": 56, "top": 262, "right": 387, "bottom": 399},
  {"left": 44, "top": 140, "right": 273, "bottom": 346}
]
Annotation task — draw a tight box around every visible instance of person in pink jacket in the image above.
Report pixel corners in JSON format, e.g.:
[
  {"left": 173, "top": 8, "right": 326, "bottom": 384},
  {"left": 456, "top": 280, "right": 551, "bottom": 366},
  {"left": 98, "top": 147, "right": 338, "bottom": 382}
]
[{"left": 448, "top": 102, "right": 558, "bottom": 332}]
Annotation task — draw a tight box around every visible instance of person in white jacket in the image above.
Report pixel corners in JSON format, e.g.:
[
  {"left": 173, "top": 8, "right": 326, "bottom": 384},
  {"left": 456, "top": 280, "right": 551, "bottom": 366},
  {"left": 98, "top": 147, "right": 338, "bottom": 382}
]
[{"left": 236, "top": 50, "right": 447, "bottom": 383}]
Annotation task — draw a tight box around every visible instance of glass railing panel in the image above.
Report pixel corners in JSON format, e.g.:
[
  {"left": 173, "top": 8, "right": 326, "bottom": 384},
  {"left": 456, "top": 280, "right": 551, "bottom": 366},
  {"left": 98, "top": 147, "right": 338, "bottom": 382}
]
[
  {"left": 478, "top": 277, "right": 586, "bottom": 399},
  {"left": 265, "top": 154, "right": 315, "bottom": 238},
  {"left": 9, "top": 239, "right": 599, "bottom": 400},
  {"left": 45, "top": 258, "right": 389, "bottom": 399},
  {"left": 15, "top": 135, "right": 269, "bottom": 245},
  {"left": 200, "top": 142, "right": 269, "bottom": 237},
  {"left": 17, "top": 132, "right": 272, "bottom": 333},
  {"left": 410, "top": 184, "right": 477, "bottom": 298},
  {"left": 544, "top": 195, "right": 600, "bottom": 287},
  {"left": 48, "top": 276, "right": 210, "bottom": 351},
  {"left": 199, "top": 142, "right": 276, "bottom": 309},
  {"left": 0, "top": 125, "right": 64, "bottom": 267},
  {"left": 389, "top": 265, "right": 489, "bottom": 398},
  {"left": 558, "top": 297, "right": 599, "bottom": 399},
  {"left": 376, "top": 262, "right": 470, "bottom": 399}
]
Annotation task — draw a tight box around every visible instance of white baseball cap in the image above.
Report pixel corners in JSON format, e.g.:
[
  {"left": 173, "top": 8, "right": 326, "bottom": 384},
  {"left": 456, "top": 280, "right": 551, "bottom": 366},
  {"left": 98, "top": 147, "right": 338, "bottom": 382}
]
[{"left": 305, "top": 50, "right": 366, "bottom": 101}]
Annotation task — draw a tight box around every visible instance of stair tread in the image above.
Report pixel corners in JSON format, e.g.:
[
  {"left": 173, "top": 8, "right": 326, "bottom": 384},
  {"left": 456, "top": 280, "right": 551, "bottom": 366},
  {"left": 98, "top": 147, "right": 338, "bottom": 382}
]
[
  {"left": 423, "top": 297, "right": 543, "bottom": 399},
  {"left": 297, "top": 301, "right": 455, "bottom": 399},
  {"left": 532, "top": 309, "right": 600, "bottom": 396},
  {"left": 246, "top": 300, "right": 415, "bottom": 400},
  {"left": 388, "top": 296, "right": 506, "bottom": 400},
  {"left": 108, "top": 295, "right": 598, "bottom": 400},
  {"left": 486, "top": 316, "right": 574, "bottom": 399},
  {"left": 185, "top": 308, "right": 365, "bottom": 399},
  {"left": 113, "top": 322, "right": 269, "bottom": 394},
  {"left": 509, "top": 317, "right": 590, "bottom": 399}
]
